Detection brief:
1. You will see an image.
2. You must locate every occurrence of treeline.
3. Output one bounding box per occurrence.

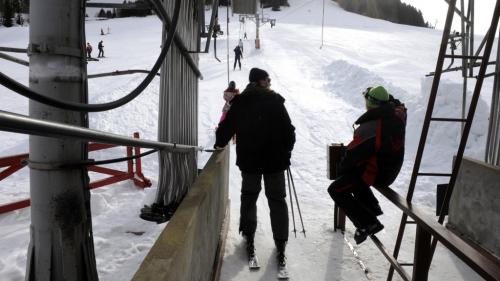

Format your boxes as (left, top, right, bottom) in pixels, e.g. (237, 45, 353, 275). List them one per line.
(334, 0, 430, 28)
(0, 0, 29, 27)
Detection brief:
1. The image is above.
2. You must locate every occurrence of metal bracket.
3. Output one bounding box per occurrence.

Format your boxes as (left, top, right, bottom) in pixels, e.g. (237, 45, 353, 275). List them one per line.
(28, 43, 82, 58)
(27, 159, 93, 170)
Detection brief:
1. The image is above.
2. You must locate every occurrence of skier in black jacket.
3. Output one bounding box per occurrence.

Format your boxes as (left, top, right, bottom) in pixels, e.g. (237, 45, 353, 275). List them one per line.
(215, 67, 295, 268)
(328, 86, 407, 244)
(233, 45, 243, 70)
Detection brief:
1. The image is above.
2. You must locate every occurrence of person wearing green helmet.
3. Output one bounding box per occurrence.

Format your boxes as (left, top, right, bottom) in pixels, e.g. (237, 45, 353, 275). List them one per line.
(328, 85, 407, 244)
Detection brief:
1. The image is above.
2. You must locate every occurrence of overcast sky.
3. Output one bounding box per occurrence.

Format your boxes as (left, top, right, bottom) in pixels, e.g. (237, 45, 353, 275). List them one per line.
(401, 0, 497, 35)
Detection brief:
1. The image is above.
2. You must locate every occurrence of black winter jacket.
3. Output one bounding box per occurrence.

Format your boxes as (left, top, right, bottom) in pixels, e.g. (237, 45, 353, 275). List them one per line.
(215, 83, 296, 173)
(339, 97, 407, 187)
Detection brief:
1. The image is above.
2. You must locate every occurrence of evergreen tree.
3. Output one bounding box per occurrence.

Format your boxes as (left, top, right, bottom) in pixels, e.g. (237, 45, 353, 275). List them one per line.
(334, 0, 429, 28)
(2, 0, 14, 27)
(97, 8, 106, 18)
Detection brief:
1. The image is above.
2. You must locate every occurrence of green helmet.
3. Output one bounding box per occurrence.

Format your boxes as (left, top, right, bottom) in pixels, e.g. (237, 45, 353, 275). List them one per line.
(364, 86, 389, 109)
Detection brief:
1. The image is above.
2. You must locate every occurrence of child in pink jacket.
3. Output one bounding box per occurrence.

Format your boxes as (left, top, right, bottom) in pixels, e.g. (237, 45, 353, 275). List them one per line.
(220, 81, 240, 122)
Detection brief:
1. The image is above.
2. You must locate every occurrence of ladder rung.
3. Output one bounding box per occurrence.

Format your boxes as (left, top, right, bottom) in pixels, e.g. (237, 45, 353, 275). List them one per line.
(406, 220, 417, 224)
(399, 263, 414, 267)
(417, 172, 452, 177)
(444, 54, 483, 60)
(430, 117, 467, 122)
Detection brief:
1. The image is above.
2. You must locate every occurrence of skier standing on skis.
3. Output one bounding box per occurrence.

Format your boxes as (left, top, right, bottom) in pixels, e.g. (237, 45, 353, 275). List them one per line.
(215, 68, 295, 270)
(98, 40, 104, 58)
(238, 38, 244, 54)
(328, 86, 407, 244)
(86, 42, 93, 58)
(233, 45, 243, 70)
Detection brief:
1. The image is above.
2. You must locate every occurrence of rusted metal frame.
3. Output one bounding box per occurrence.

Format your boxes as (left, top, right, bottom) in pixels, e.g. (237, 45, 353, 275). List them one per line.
(0, 163, 26, 181)
(0, 154, 28, 167)
(88, 143, 117, 151)
(87, 165, 128, 176)
(87, 70, 160, 79)
(0, 199, 30, 215)
(375, 186, 500, 281)
(0, 47, 28, 53)
(89, 174, 133, 190)
(0, 154, 28, 181)
(371, 235, 411, 281)
(413, 225, 432, 281)
(0, 134, 150, 214)
(132, 133, 151, 188)
(0, 52, 29, 66)
(431, 0, 500, 260)
(387, 1, 459, 280)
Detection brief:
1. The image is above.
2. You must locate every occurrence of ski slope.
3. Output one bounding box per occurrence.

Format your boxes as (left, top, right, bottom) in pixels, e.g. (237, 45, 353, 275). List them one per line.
(0, 0, 497, 280)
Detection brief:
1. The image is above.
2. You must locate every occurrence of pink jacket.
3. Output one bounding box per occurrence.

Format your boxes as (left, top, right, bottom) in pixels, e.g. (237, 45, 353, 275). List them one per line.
(222, 88, 240, 113)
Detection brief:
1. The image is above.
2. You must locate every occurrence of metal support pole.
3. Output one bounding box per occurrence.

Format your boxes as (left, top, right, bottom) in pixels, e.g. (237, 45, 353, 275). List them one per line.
(255, 13, 260, 49)
(412, 225, 432, 281)
(25, 0, 98, 280)
(320, 0, 325, 49)
(227, 3, 230, 85)
(460, 0, 467, 132)
(485, 25, 500, 165)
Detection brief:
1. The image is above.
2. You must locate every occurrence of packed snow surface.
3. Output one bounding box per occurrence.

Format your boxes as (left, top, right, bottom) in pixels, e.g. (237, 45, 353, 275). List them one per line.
(0, 0, 496, 280)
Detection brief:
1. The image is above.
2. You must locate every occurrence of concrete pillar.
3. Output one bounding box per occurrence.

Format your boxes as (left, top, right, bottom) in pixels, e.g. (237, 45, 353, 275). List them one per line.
(26, 0, 98, 280)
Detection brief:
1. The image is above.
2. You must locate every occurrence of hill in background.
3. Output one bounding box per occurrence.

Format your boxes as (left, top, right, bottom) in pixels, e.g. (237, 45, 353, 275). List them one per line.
(334, 0, 430, 28)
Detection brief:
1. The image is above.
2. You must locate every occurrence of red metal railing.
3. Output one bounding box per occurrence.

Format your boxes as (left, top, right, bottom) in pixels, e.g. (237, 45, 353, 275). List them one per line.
(0, 132, 151, 215)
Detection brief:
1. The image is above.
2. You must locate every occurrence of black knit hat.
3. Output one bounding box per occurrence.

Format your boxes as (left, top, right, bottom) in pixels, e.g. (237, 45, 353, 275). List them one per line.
(249, 68, 269, 83)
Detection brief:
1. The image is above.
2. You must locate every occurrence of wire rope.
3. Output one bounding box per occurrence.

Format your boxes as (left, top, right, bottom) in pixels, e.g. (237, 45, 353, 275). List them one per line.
(0, 0, 181, 112)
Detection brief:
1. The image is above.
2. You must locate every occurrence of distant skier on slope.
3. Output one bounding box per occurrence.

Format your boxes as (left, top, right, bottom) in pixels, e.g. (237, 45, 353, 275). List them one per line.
(86, 42, 93, 58)
(328, 86, 407, 244)
(215, 68, 295, 273)
(233, 45, 243, 70)
(98, 40, 104, 58)
(238, 38, 244, 54)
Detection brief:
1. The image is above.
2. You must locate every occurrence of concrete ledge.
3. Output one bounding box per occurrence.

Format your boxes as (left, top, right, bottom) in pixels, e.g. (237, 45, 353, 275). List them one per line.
(132, 148, 230, 281)
(448, 157, 500, 258)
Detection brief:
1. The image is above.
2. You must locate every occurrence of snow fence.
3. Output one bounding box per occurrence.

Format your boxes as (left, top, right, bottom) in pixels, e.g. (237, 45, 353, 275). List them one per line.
(132, 148, 230, 281)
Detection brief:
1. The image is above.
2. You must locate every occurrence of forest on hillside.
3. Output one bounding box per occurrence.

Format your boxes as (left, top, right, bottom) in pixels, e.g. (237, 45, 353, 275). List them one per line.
(334, 0, 430, 28)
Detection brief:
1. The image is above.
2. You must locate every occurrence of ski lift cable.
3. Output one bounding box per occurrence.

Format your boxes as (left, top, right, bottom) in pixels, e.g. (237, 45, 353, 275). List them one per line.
(0, 0, 181, 113)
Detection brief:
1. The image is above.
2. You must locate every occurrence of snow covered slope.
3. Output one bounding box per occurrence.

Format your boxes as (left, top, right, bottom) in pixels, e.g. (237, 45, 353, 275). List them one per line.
(0, 0, 496, 280)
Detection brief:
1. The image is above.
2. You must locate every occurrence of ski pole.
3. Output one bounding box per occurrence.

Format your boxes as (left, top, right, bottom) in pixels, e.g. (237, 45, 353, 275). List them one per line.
(287, 168, 306, 238)
(286, 168, 297, 238)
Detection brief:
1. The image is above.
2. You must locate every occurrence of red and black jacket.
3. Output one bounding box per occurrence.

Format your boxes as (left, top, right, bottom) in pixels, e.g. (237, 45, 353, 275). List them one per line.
(339, 98, 407, 187)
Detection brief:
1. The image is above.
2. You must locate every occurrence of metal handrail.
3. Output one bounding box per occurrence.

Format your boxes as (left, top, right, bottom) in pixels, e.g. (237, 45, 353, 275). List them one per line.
(0, 110, 202, 152)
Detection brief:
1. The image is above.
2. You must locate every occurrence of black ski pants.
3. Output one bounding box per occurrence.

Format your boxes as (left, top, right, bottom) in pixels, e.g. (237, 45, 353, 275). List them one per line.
(98, 48, 104, 58)
(239, 171, 289, 241)
(328, 174, 379, 229)
(234, 57, 241, 70)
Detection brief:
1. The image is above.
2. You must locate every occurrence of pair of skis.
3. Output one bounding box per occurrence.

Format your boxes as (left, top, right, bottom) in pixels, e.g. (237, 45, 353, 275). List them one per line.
(248, 254, 289, 280)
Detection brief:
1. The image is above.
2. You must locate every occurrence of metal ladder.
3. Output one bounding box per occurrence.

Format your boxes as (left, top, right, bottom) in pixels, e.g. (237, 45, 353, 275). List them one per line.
(387, 0, 500, 280)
